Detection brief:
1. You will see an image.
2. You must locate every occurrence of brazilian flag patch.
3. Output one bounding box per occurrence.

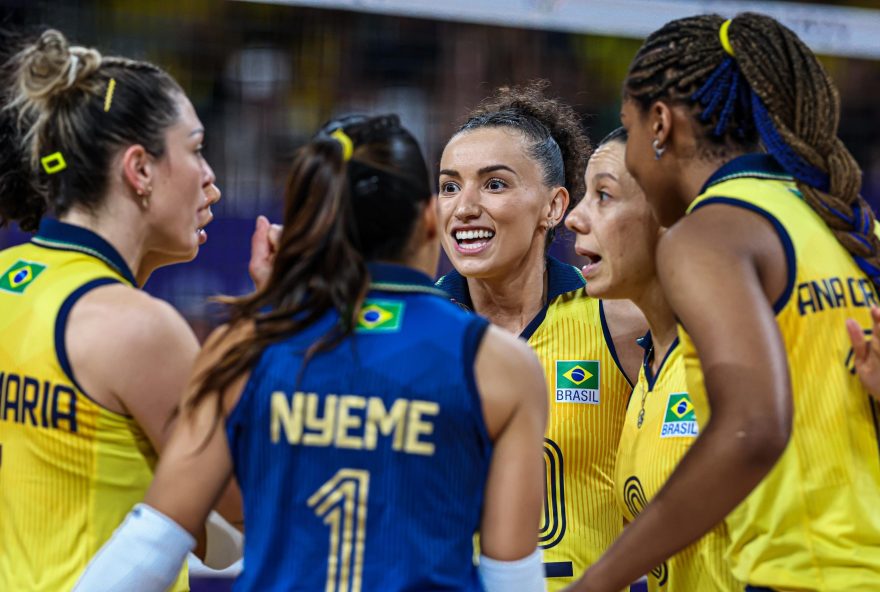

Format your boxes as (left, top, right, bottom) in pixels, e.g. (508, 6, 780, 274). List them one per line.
(356, 299, 404, 333)
(555, 360, 600, 405)
(0, 260, 47, 295)
(660, 392, 699, 438)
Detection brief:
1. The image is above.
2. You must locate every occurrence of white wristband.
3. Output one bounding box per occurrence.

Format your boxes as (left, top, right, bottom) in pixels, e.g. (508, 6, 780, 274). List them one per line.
(479, 548, 546, 592)
(74, 503, 194, 591)
(204, 510, 244, 569)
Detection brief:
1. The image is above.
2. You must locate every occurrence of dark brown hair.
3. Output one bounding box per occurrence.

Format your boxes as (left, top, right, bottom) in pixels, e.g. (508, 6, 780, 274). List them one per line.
(189, 114, 432, 416)
(624, 13, 880, 288)
(456, 80, 590, 245)
(0, 29, 182, 231)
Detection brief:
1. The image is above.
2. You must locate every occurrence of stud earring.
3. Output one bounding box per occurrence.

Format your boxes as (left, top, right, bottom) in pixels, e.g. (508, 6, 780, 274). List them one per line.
(652, 139, 666, 160)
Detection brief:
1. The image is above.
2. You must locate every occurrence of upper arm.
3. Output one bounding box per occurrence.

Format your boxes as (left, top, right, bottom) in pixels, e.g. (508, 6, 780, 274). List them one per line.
(657, 206, 792, 451)
(474, 326, 547, 560)
(66, 286, 200, 452)
(145, 322, 255, 536)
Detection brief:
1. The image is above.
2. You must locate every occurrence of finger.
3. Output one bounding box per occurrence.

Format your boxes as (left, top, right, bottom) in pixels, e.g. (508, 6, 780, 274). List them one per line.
(250, 216, 271, 264)
(268, 223, 283, 251)
(872, 305, 880, 329)
(846, 318, 868, 365)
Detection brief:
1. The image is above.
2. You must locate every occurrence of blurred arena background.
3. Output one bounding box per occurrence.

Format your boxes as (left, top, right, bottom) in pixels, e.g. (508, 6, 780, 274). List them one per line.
(1, 0, 879, 589)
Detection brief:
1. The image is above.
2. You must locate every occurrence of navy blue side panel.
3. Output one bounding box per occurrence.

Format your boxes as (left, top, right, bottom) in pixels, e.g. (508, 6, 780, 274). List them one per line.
(54, 277, 128, 414)
(599, 300, 634, 388)
(689, 197, 796, 314)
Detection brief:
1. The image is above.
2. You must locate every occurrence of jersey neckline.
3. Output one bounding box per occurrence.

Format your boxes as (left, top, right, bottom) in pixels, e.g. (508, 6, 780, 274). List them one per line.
(696, 153, 794, 203)
(30, 218, 137, 286)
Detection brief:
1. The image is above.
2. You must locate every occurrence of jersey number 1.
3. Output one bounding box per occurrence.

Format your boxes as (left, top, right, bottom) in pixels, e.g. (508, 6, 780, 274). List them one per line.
(309, 468, 371, 592)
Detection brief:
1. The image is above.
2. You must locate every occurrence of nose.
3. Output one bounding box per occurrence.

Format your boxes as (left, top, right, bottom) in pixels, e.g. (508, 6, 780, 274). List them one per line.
(565, 200, 590, 235)
(453, 183, 482, 221)
(206, 183, 222, 206)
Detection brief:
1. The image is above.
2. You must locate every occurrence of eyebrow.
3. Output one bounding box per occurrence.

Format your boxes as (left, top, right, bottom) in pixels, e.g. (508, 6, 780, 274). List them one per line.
(592, 172, 618, 183)
(438, 164, 518, 178)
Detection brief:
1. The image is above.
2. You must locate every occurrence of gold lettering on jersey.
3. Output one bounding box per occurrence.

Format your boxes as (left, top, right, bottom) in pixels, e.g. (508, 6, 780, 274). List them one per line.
(270, 391, 438, 456)
(364, 397, 407, 451)
(405, 401, 439, 456)
(0, 371, 78, 433)
(797, 276, 878, 316)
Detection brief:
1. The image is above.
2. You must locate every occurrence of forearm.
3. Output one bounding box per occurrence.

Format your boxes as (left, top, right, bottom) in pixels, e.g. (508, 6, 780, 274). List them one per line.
(573, 419, 784, 592)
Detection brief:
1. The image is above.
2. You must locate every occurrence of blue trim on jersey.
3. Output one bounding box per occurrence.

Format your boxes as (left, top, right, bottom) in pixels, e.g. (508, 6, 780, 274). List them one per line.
(54, 277, 131, 417)
(435, 256, 586, 340)
(689, 197, 797, 315)
(636, 331, 680, 392)
(599, 300, 634, 388)
(699, 153, 793, 196)
(367, 262, 433, 287)
(31, 219, 137, 286)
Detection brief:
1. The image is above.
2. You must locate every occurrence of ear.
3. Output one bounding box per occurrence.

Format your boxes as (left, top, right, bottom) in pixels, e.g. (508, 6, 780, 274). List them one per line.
(120, 145, 154, 198)
(422, 195, 438, 241)
(649, 100, 674, 148)
(546, 186, 570, 229)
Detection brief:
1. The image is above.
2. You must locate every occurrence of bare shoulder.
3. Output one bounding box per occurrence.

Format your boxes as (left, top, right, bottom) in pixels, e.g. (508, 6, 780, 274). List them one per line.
(70, 284, 195, 348)
(474, 326, 547, 438)
(65, 284, 199, 415)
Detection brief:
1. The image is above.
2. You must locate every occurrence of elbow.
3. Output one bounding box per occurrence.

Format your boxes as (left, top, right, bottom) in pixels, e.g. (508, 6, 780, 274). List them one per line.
(733, 414, 791, 471)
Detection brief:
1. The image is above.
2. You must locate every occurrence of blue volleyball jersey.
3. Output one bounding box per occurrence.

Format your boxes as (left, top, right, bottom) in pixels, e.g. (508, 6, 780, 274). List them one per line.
(227, 263, 491, 592)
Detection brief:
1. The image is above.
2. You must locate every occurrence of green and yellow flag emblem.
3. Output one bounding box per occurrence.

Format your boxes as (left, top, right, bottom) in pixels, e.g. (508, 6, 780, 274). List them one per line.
(356, 299, 404, 332)
(0, 260, 47, 294)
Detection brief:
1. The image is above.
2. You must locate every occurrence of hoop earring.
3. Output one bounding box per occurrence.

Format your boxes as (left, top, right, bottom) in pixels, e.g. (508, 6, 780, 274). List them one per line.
(652, 139, 666, 160)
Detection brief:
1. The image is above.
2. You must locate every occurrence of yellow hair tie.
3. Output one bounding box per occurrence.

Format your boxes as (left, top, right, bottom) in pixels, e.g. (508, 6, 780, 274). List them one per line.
(103, 78, 116, 112)
(330, 128, 354, 162)
(41, 151, 67, 175)
(719, 19, 735, 57)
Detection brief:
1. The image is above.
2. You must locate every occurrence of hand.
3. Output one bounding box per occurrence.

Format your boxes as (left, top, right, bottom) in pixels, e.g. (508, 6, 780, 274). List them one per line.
(248, 215, 283, 291)
(846, 306, 880, 401)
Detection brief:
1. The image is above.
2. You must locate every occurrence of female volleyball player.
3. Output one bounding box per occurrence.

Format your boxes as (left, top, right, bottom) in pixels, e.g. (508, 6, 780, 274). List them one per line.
(435, 82, 646, 591)
(565, 128, 740, 591)
(75, 114, 549, 592)
(566, 12, 880, 592)
(0, 30, 224, 590)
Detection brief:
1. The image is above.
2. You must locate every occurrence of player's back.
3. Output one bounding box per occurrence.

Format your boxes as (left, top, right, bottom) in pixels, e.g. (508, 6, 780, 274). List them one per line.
(227, 263, 491, 592)
(0, 220, 187, 591)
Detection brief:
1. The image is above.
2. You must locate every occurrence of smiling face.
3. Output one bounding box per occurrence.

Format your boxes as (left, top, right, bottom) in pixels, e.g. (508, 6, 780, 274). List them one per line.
(437, 127, 566, 280)
(144, 92, 218, 262)
(564, 138, 661, 300)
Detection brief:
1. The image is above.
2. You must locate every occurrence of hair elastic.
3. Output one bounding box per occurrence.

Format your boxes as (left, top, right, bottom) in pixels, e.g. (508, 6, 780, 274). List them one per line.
(719, 19, 735, 57)
(104, 78, 116, 112)
(331, 128, 354, 161)
(41, 152, 67, 175)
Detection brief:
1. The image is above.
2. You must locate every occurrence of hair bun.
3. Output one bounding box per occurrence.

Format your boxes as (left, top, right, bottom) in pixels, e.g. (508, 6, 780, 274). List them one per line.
(18, 29, 101, 104)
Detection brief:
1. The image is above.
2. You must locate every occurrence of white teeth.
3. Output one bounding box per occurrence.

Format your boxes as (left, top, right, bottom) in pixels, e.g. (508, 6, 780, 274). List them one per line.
(455, 229, 495, 241)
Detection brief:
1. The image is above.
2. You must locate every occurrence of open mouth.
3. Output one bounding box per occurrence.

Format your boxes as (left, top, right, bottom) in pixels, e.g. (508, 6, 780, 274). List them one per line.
(453, 228, 495, 253)
(196, 210, 213, 245)
(578, 249, 602, 277)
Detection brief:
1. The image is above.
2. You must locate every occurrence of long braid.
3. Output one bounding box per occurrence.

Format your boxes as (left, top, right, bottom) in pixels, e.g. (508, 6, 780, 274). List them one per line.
(625, 13, 880, 290)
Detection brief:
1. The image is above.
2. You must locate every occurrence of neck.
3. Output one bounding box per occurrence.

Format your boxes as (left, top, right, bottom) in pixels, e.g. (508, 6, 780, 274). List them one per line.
(61, 204, 151, 286)
(466, 246, 547, 336)
(630, 277, 677, 372)
(678, 151, 746, 209)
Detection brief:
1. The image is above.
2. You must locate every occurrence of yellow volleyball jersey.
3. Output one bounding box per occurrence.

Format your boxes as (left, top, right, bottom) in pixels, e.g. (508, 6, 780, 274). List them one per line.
(438, 257, 633, 591)
(678, 154, 880, 590)
(0, 220, 187, 591)
(614, 333, 740, 591)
